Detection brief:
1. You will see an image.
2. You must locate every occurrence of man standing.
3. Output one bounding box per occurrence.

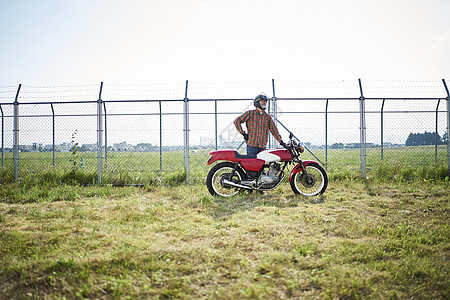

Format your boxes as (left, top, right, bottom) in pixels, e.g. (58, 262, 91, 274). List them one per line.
(234, 94, 285, 157)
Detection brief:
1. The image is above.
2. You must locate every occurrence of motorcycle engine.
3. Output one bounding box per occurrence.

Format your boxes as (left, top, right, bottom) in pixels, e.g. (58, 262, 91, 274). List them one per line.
(259, 162, 281, 186)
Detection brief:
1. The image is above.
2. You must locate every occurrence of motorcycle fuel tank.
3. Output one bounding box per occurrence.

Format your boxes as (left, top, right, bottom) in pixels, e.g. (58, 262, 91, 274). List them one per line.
(257, 149, 291, 163)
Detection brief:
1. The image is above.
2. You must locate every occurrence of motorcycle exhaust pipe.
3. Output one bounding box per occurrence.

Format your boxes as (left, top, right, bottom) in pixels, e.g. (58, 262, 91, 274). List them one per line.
(222, 179, 253, 190)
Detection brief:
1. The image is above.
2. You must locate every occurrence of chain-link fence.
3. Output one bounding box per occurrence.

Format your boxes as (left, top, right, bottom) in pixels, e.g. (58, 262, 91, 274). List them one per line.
(1, 80, 449, 184)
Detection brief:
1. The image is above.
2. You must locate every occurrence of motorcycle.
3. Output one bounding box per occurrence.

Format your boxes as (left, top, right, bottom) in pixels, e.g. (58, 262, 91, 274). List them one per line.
(206, 133, 328, 197)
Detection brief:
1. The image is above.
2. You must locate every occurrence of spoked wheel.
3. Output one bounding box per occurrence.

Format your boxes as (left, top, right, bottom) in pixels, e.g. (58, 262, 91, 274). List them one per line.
(207, 162, 245, 197)
(290, 163, 328, 196)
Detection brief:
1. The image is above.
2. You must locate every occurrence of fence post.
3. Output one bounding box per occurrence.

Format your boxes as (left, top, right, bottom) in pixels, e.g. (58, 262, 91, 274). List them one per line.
(103, 102, 107, 170)
(442, 79, 450, 177)
(159, 100, 163, 172)
(325, 99, 329, 169)
(270, 79, 277, 148)
(358, 79, 367, 179)
(1, 105, 3, 167)
(435, 99, 441, 164)
(183, 80, 190, 183)
(381, 99, 385, 161)
(97, 82, 104, 184)
(13, 84, 21, 182)
(215, 100, 218, 150)
(51, 104, 55, 166)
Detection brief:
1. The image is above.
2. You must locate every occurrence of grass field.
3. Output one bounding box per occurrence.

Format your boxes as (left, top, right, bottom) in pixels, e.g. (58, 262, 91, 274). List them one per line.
(0, 145, 448, 298)
(0, 178, 449, 299)
(1, 145, 449, 185)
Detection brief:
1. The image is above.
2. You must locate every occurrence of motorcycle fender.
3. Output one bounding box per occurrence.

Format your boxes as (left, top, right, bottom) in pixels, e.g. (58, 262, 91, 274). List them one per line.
(207, 150, 238, 165)
(289, 161, 318, 182)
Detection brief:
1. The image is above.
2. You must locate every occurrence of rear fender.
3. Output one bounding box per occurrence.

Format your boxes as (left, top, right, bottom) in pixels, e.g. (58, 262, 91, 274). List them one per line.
(289, 161, 318, 182)
(207, 150, 238, 165)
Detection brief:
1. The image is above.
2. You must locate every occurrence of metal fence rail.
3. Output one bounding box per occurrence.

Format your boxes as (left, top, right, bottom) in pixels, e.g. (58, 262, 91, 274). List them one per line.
(0, 79, 449, 184)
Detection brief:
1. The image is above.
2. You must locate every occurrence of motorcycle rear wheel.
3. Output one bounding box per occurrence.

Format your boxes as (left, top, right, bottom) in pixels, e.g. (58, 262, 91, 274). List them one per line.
(290, 163, 328, 196)
(207, 162, 246, 197)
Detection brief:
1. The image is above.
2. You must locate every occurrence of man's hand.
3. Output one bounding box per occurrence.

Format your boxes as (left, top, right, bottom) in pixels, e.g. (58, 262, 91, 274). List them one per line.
(280, 141, 287, 148)
(243, 133, 248, 141)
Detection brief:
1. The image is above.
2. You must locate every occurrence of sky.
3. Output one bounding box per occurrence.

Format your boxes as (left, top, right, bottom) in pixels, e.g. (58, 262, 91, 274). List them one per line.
(1, 0, 449, 86)
(0, 0, 449, 148)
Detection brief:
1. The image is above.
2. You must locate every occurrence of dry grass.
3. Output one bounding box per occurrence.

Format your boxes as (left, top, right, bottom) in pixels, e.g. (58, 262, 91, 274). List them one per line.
(0, 180, 449, 299)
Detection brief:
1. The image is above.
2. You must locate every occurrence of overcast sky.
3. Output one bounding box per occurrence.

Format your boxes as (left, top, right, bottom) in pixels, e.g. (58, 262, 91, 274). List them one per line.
(1, 0, 449, 86)
(0, 0, 448, 146)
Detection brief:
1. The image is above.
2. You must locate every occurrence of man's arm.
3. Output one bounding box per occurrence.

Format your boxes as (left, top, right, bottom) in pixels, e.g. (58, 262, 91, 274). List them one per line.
(234, 111, 250, 135)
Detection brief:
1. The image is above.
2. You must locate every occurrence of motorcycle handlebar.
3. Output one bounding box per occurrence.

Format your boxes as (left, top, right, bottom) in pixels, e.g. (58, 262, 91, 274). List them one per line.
(285, 139, 304, 153)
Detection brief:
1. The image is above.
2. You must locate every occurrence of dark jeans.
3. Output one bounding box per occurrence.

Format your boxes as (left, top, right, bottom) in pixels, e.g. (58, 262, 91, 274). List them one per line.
(247, 145, 265, 158)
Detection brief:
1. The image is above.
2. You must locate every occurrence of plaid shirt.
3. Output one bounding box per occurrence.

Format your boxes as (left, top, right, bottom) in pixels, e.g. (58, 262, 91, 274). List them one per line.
(234, 109, 282, 148)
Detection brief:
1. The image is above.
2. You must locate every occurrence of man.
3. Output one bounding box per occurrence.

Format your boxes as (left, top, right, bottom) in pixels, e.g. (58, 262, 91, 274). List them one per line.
(234, 94, 285, 157)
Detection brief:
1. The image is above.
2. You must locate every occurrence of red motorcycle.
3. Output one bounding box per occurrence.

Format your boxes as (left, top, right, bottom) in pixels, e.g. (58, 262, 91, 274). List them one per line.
(206, 134, 328, 197)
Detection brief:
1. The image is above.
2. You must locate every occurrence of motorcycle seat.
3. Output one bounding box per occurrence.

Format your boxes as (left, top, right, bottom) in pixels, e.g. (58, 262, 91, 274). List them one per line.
(234, 151, 257, 159)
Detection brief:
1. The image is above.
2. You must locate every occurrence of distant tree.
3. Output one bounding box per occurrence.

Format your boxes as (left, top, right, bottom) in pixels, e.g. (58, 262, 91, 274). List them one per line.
(330, 143, 344, 149)
(405, 131, 444, 146)
(137, 143, 152, 147)
(442, 132, 448, 144)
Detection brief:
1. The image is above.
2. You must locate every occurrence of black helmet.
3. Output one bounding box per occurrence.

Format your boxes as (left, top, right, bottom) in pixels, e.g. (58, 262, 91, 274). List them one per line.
(254, 94, 269, 110)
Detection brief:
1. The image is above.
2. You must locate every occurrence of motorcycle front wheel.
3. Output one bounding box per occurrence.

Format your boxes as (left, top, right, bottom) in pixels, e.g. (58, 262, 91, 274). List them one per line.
(206, 162, 246, 197)
(290, 163, 328, 196)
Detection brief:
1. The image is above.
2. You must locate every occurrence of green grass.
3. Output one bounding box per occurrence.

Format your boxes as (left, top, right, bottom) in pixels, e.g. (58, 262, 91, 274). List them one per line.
(2, 145, 448, 185)
(0, 180, 449, 299)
